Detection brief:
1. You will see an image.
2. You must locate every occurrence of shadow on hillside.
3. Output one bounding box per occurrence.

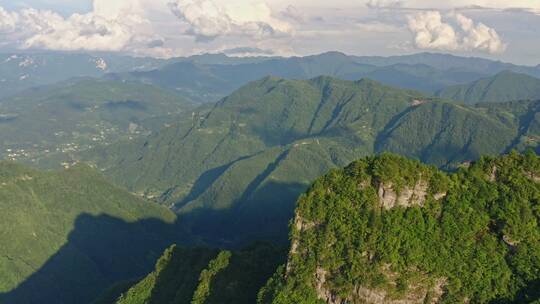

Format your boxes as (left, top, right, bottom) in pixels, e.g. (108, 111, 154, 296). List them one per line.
(180, 180, 307, 248)
(0, 181, 306, 304)
(0, 213, 188, 304)
(490, 279, 540, 304)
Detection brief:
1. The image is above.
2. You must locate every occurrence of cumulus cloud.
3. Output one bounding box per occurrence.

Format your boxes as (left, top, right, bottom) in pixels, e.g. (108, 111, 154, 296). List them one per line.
(0, 0, 169, 55)
(167, 0, 292, 41)
(407, 11, 506, 53)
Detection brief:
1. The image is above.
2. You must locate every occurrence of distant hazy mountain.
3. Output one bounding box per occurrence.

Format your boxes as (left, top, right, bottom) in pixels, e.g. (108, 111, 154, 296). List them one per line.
(0, 53, 176, 98)
(3, 51, 540, 102)
(437, 71, 540, 104)
(108, 52, 510, 101)
(0, 78, 193, 166)
(82, 76, 540, 246)
(353, 52, 540, 77)
(0, 162, 183, 304)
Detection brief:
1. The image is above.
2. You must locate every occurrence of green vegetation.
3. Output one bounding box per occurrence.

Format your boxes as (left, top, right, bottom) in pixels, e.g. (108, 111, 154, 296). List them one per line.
(191, 251, 232, 304)
(101, 243, 285, 304)
(0, 162, 184, 304)
(116, 51, 502, 99)
(87, 76, 425, 244)
(112, 246, 220, 304)
(436, 71, 540, 104)
(0, 78, 193, 166)
(4, 52, 540, 304)
(259, 153, 540, 303)
(87, 76, 540, 246)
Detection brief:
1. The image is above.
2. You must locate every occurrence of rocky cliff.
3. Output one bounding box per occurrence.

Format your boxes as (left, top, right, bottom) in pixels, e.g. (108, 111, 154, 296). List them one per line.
(259, 153, 540, 304)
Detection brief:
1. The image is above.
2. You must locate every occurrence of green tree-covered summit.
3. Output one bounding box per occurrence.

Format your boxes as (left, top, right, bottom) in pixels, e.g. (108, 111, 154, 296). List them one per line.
(436, 71, 540, 104)
(259, 152, 540, 303)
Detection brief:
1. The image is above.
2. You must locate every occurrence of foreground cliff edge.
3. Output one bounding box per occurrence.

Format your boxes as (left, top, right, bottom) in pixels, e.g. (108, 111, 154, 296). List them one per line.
(259, 152, 540, 304)
(102, 153, 540, 304)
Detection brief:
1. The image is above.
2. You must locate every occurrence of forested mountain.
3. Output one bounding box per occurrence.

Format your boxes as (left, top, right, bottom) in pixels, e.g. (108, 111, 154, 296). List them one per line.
(0, 162, 189, 304)
(259, 153, 540, 304)
(95, 243, 285, 304)
(83, 76, 540, 246)
(2, 51, 540, 304)
(0, 78, 193, 166)
(437, 71, 540, 104)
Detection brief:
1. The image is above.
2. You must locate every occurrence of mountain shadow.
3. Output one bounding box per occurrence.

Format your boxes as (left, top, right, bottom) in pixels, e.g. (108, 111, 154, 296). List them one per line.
(0, 181, 307, 304)
(180, 181, 307, 248)
(0, 213, 189, 304)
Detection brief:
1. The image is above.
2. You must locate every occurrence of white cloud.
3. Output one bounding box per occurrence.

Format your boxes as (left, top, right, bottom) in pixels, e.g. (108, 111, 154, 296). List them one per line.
(0, 0, 170, 55)
(167, 0, 292, 41)
(0, 7, 17, 32)
(407, 11, 506, 53)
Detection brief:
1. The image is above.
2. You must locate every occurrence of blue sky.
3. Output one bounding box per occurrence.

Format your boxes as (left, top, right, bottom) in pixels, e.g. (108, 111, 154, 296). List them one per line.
(0, 0, 539, 65)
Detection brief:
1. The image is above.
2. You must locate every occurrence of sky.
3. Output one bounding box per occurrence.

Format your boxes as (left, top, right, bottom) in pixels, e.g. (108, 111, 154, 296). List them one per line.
(0, 0, 539, 65)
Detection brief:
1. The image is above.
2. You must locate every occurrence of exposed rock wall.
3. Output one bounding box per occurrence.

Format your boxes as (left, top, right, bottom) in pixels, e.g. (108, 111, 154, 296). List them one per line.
(377, 180, 445, 209)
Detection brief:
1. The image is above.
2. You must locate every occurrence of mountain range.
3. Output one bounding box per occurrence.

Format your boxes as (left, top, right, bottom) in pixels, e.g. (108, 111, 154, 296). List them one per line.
(109, 51, 525, 102)
(81, 76, 540, 246)
(437, 71, 540, 104)
(1, 51, 540, 303)
(94, 153, 540, 304)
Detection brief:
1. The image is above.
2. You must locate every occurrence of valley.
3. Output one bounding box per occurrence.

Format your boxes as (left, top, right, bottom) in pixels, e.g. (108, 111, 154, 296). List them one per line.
(0, 50, 539, 304)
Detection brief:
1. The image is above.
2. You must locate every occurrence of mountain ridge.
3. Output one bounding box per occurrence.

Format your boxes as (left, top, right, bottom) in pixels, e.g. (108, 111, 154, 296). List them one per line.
(77, 76, 540, 246)
(436, 71, 540, 104)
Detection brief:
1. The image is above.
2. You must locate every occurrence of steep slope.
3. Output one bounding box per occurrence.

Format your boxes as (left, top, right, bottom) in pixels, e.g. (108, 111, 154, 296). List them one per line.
(259, 153, 540, 304)
(83, 77, 540, 246)
(87, 77, 425, 244)
(99, 243, 284, 304)
(85, 77, 540, 246)
(0, 78, 193, 166)
(0, 162, 185, 304)
(375, 101, 519, 166)
(436, 71, 540, 104)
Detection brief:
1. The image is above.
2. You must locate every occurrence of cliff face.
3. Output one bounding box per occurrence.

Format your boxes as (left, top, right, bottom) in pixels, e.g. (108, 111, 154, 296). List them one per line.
(377, 180, 446, 210)
(259, 153, 540, 304)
